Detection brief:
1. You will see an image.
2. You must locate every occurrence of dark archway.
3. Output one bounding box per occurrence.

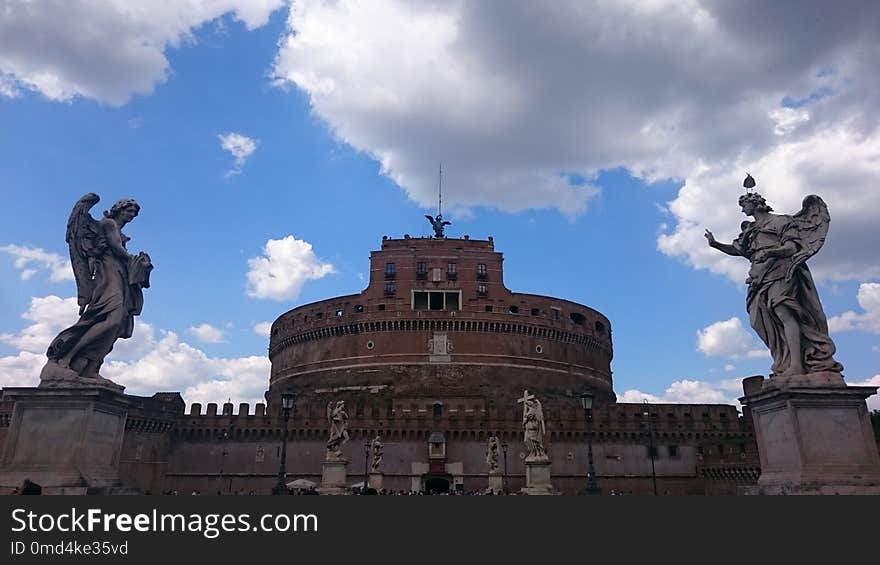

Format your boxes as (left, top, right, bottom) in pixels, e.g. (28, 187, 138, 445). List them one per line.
(424, 475, 451, 494)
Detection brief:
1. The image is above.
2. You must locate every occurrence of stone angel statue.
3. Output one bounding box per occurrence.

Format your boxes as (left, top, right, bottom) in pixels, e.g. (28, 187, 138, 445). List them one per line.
(370, 434, 383, 472)
(520, 391, 548, 462)
(41, 194, 153, 388)
(425, 213, 451, 238)
(326, 400, 350, 460)
(486, 435, 500, 473)
(704, 177, 843, 379)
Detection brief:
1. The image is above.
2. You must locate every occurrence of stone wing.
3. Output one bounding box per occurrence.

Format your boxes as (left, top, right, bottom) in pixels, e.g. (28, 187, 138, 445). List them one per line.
(788, 194, 830, 280)
(65, 193, 103, 314)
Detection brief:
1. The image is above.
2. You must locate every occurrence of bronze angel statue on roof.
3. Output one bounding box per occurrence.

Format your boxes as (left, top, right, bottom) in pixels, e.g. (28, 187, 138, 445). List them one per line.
(425, 213, 451, 238)
(40, 193, 153, 388)
(704, 176, 842, 378)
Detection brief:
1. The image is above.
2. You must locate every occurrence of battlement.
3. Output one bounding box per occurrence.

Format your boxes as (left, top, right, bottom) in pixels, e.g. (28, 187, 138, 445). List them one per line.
(186, 402, 267, 417)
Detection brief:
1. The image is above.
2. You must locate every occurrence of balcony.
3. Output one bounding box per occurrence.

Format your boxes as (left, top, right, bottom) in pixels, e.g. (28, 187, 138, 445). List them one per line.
(477, 272, 488, 281)
(446, 272, 457, 281)
(416, 271, 427, 280)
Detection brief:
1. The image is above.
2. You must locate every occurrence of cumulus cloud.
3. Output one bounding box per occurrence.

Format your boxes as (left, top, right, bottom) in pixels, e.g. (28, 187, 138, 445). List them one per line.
(0, 295, 79, 353)
(273, 1, 880, 276)
(253, 321, 272, 337)
(1, 244, 73, 282)
(0, 0, 286, 105)
(218, 132, 258, 176)
(0, 295, 269, 406)
(829, 283, 880, 334)
(102, 332, 270, 407)
(617, 379, 738, 405)
(246, 235, 334, 300)
(696, 317, 768, 359)
(188, 323, 226, 343)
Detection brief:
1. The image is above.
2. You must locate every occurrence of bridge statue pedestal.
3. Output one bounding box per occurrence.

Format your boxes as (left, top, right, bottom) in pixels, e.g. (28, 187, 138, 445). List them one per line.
(739, 375, 880, 495)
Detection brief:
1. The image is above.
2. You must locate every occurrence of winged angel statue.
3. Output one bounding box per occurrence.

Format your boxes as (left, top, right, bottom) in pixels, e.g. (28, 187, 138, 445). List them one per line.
(41, 194, 153, 387)
(325, 400, 350, 460)
(425, 213, 451, 238)
(704, 177, 843, 378)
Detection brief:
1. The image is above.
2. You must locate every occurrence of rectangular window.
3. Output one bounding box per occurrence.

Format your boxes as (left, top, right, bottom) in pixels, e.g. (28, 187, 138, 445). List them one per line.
(429, 292, 444, 310)
(432, 268, 442, 282)
(551, 307, 560, 321)
(477, 263, 487, 275)
(668, 445, 679, 457)
(413, 292, 428, 310)
(416, 261, 427, 279)
(385, 282, 396, 296)
(446, 292, 460, 310)
(446, 262, 457, 280)
(478, 284, 488, 296)
(412, 291, 461, 311)
(385, 262, 396, 278)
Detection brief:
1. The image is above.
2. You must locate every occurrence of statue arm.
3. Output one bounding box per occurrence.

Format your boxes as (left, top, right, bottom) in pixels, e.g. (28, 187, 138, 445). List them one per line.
(704, 229, 743, 257)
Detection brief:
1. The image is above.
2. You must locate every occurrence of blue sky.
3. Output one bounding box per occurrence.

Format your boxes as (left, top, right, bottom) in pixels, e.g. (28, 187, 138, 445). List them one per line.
(1, 1, 878, 409)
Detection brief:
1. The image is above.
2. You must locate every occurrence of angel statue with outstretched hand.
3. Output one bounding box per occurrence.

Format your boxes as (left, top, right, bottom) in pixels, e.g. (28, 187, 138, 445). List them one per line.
(704, 178, 842, 378)
(41, 194, 153, 386)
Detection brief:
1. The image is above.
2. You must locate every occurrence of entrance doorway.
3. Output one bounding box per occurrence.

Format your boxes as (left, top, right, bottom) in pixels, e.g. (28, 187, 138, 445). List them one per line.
(423, 475, 452, 494)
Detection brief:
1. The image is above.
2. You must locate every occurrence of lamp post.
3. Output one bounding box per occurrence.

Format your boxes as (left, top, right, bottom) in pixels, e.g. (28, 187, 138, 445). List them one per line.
(580, 391, 601, 495)
(643, 400, 658, 496)
(273, 389, 296, 495)
(363, 442, 371, 494)
(501, 442, 509, 495)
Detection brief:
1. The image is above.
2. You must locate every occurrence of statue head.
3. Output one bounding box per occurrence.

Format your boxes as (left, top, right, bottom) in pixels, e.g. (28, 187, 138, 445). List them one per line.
(738, 192, 772, 215)
(104, 199, 140, 223)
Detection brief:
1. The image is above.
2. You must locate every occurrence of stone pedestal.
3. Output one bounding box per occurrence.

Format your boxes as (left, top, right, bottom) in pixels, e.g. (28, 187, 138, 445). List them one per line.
(368, 472, 383, 491)
(317, 458, 349, 495)
(488, 471, 504, 494)
(740, 375, 880, 495)
(521, 458, 557, 495)
(0, 387, 133, 494)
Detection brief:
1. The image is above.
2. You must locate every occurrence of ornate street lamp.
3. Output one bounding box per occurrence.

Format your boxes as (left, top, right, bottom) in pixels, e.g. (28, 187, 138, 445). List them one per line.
(580, 390, 601, 495)
(501, 442, 510, 495)
(272, 389, 296, 495)
(363, 442, 371, 494)
(643, 400, 658, 496)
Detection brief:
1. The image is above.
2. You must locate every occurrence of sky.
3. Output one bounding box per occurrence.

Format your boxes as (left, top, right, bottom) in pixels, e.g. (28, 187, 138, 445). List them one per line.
(1, 0, 878, 411)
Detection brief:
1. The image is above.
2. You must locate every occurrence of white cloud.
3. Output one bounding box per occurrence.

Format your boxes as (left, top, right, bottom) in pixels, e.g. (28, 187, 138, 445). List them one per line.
(658, 127, 880, 284)
(1, 244, 73, 282)
(0, 0, 286, 105)
(724, 364, 736, 372)
(696, 317, 768, 359)
(246, 235, 334, 300)
(188, 323, 226, 343)
(618, 379, 737, 405)
(273, 1, 880, 277)
(218, 132, 258, 176)
(829, 283, 880, 334)
(0, 295, 270, 407)
(102, 332, 270, 406)
(0, 295, 79, 353)
(253, 321, 272, 337)
(0, 351, 44, 389)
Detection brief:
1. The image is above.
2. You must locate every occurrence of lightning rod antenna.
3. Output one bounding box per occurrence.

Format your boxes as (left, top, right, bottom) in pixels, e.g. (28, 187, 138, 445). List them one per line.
(438, 163, 443, 218)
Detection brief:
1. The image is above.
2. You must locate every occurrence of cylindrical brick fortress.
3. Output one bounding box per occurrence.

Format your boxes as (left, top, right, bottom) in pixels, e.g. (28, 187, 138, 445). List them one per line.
(268, 235, 614, 410)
